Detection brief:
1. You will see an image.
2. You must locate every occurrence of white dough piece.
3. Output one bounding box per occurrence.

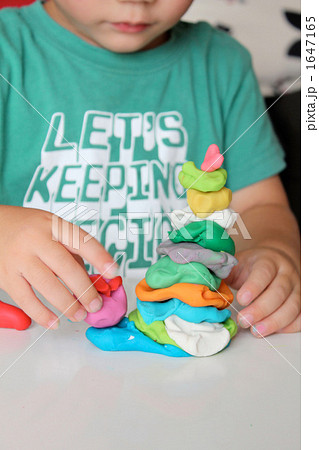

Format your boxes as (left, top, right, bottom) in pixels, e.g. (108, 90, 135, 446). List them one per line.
(169, 206, 237, 230)
(164, 315, 231, 357)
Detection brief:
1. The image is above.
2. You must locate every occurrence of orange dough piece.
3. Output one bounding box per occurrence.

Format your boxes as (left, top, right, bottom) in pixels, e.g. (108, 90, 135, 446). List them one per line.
(135, 279, 233, 309)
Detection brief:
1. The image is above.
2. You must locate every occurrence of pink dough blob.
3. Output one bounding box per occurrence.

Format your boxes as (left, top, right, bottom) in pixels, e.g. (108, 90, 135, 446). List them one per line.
(201, 144, 224, 172)
(85, 276, 127, 328)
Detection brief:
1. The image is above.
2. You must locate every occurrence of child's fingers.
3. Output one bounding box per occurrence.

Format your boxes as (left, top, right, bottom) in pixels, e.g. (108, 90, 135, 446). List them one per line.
(55, 219, 118, 277)
(237, 258, 277, 306)
(22, 258, 88, 322)
(224, 261, 246, 290)
(249, 289, 301, 338)
(72, 254, 86, 271)
(39, 243, 103, 313)
(237, 273, 293, 328)
(6, 276, 59, 329)
(279, 313, 301, 333)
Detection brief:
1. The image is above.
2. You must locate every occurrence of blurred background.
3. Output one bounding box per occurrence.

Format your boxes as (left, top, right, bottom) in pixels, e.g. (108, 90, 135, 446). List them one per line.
(0, 0, 301, 225)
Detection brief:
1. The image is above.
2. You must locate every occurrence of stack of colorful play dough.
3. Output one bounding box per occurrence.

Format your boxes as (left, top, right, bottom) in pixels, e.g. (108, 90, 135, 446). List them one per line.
(86, 144, 239, 358)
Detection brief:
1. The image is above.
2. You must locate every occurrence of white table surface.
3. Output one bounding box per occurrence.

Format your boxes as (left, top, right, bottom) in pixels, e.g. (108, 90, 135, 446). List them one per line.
(0, 280, 300, 450)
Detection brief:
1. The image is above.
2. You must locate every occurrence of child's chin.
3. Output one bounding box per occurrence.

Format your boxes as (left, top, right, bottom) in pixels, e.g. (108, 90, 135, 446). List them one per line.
(95, 32, 160, 54)
(102, 40, 152, 54)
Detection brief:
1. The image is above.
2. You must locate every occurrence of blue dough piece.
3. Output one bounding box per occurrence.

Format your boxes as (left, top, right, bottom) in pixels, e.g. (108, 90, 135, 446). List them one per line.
(137, 298, 231, 325)
(86, 318, 191, 357)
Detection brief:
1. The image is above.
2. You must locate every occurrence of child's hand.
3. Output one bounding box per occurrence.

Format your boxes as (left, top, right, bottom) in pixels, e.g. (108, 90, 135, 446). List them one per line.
(225, 246, 301, 337)
(0, 205, 117, 329)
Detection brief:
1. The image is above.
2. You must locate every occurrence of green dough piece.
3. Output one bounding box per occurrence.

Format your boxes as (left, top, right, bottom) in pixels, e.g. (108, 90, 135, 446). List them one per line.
(128, 309, 179, 347)
(178, 161, 227, 192)
(146, 256, 221, 290)
(223, 318, 238, 339)
(168, 221, 235, 255)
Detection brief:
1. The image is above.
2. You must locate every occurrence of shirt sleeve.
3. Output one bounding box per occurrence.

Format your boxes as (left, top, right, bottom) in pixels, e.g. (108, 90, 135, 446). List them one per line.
(220, 47, 286, 192)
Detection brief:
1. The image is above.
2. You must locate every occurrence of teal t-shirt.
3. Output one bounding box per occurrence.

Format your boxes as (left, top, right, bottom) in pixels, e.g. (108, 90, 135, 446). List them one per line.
(0, 1, 285, 276)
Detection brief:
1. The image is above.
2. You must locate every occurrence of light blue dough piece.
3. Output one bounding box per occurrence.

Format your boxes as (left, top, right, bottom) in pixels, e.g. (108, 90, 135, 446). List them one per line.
(137, 298, 231, 325)
(86, 318, 191, 357)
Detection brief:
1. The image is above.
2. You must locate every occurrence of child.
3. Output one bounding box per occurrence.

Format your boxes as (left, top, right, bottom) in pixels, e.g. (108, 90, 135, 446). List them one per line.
(0, 0, 300, 337)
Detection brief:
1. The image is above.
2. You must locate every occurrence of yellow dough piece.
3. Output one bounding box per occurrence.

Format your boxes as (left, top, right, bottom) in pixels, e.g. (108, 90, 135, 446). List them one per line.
(187, 187, 232, 218)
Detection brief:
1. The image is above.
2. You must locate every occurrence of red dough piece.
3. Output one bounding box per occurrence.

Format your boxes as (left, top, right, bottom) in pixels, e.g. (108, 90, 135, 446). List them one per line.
(0, 300, 32, 330)
(89, 275, 122, 296)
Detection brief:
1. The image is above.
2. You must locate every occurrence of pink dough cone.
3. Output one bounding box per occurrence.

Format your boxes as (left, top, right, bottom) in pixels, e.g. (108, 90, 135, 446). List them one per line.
(85, 276, 127, 328)
(201, 144, 224, 172)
